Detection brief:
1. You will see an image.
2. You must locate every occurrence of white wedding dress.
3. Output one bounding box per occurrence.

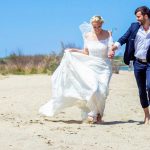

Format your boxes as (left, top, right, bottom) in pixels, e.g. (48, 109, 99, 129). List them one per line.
(39, 31, 113, 120)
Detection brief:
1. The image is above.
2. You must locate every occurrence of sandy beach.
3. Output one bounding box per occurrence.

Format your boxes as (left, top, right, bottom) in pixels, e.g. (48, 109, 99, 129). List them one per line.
(0, 71, 150, 150)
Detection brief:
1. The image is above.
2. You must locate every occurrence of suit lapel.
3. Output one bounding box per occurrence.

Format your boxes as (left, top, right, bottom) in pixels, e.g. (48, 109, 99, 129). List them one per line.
(131, 23, 140, 38)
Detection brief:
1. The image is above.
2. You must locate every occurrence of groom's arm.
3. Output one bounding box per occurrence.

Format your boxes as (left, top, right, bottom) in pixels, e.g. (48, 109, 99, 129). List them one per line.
(117, 24, 132, 46)
(108, 24, 132, 58)
(113, 24, 133, 51)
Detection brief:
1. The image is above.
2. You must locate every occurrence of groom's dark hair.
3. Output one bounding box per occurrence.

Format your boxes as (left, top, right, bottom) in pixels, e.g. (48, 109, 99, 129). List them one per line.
(135, 6, 150, 19)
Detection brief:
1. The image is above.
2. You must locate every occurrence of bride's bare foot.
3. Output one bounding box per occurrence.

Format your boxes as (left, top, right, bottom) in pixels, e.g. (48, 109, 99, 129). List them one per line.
(87, 116, 97, 124)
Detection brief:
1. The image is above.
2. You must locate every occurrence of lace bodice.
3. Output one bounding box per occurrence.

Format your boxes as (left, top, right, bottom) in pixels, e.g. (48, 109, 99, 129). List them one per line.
(84, 37, 113, 58)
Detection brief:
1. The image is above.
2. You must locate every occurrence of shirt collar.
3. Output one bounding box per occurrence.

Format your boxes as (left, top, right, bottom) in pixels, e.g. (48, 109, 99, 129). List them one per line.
(140, 25, 150, 32)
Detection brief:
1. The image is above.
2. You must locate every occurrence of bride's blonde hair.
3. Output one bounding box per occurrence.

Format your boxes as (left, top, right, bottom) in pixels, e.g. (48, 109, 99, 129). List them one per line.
(90, 15, 104, 24)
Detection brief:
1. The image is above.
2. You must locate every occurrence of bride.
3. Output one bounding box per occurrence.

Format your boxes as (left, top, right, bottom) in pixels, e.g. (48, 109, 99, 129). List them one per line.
(39, 15, 113, 124)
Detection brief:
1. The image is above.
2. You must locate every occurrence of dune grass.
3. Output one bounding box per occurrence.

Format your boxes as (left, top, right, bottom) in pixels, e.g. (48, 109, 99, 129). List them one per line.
(0, 53, 124, 75)
(0, 53, 61, 75)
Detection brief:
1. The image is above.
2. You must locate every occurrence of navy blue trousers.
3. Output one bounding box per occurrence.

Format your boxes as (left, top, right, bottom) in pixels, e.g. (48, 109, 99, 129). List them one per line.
(133, 60, 150, 108)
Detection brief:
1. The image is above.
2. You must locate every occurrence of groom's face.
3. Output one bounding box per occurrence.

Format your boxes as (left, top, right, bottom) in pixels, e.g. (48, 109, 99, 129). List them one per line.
(136, 11, 147, 25)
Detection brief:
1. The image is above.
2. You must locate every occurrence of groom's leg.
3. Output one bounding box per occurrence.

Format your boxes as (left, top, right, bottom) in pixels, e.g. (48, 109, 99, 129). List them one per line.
(144, 63, 150, 124)
(134, 60, 148, 108)
(146, 63, 150, 105)
(133, 60, 150, 124)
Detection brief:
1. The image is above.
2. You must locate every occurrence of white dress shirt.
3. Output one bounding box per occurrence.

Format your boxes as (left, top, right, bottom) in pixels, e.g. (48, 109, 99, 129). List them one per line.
(134, 26, 150, 59)
(115, 25, 150, 59)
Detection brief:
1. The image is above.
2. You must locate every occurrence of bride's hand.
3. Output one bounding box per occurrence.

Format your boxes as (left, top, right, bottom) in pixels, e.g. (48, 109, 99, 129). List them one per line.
(108, 50, 115, 59)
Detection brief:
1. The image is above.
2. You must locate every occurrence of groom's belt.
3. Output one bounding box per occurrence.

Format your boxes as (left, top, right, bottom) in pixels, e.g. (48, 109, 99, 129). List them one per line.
(136, 57, 147, 63)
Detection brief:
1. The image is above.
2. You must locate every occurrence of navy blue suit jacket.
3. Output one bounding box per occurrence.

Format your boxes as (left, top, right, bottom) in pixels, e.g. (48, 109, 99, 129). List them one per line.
(118, 22, 150, 65)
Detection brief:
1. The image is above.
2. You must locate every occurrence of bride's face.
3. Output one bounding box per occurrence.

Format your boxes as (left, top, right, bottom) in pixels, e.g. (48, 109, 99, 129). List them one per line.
(92, 21, 102, 34)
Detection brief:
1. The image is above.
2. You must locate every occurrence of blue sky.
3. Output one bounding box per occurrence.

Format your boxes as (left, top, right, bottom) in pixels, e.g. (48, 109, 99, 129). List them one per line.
(0, 0, 150, 57)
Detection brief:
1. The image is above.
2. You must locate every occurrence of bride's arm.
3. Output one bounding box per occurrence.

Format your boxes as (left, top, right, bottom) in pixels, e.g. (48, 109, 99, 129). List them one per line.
(82, 48, 89, 55)
(69, 48, 89, 55)
(69, 48, 82, 52)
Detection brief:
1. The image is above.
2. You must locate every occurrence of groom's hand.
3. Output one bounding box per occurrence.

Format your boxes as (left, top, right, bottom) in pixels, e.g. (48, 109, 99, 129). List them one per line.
(111, 45, 118, 51)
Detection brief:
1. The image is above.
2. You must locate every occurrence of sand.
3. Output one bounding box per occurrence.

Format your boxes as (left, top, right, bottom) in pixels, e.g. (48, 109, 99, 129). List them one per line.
(0, 71, 150, 150)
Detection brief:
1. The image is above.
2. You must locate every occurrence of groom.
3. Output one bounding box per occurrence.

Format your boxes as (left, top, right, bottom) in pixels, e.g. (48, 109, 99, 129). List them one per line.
(108, 6, 150, 124)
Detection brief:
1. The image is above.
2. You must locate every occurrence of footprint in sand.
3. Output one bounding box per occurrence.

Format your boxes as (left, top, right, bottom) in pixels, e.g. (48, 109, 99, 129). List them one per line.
(37, 134, 53, 146)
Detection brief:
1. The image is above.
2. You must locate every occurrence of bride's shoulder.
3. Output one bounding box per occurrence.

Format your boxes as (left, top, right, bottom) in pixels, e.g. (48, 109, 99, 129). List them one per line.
(102, 30, 112, 39)
(103, 30, 112, 36)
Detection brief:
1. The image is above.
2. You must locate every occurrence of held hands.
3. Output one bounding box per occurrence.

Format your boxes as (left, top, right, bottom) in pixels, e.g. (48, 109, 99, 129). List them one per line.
(108, 45, 118, 59)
